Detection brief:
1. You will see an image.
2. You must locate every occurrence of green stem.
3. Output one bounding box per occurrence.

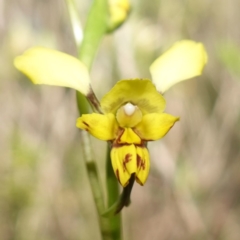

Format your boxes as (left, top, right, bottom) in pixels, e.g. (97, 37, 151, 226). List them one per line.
(66, 0, 121, 240)
(78, 0, 108, 69)
(106, 145, 121, 240)
(81, 131, 112, 240)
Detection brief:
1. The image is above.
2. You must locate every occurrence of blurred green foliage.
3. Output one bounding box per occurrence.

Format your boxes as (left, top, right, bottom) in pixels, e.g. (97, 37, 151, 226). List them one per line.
(218, 40, 240, 78)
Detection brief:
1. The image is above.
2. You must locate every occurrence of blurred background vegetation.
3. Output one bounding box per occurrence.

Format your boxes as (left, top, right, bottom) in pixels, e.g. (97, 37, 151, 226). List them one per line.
(1, 0, 240, 239)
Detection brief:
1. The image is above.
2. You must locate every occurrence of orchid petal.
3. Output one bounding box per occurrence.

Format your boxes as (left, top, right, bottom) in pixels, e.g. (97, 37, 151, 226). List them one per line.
(76, 113, 118, 140)
(134, 113, 179, 140)
(150, 40, 207, 93)
(14, 47, 91, 95)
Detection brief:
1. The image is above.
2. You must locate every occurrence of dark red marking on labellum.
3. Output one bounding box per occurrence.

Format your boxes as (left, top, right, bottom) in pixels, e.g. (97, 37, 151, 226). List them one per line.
(137, 154, 145, 170)
(123, 154, 132, 172)
(137, 154, 141, 168)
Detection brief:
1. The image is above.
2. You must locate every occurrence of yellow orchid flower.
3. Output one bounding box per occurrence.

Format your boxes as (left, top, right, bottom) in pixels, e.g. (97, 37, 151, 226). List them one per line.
(77, 79, 179, 186)
(14, 40, 207, 187)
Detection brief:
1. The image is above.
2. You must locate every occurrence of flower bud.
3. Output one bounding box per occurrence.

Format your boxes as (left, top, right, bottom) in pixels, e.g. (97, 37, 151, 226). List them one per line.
(107, 0, 131, 32)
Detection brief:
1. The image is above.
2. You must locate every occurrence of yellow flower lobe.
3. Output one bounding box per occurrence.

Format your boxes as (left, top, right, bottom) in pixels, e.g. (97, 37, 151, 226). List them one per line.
(118, 128, 141, 144)
(111, 145, 137, 187)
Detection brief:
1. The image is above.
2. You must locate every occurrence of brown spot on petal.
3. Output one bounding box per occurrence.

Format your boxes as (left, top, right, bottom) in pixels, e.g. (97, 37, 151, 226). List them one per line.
(137, 154, 141, 168)
(123, 154, 132, 172)
(137, 154, 145, 170)
(115, 128, 125, 144)
(83, 121, 89, 127)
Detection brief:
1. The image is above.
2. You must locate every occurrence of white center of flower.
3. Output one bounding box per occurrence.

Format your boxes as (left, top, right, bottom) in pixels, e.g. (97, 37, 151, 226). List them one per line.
(116, 102, 142, 127)
(123, 103, 136, 116)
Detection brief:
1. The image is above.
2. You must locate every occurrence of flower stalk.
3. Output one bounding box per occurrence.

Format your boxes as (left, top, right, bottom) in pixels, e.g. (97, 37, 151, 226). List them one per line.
(66, 0, 122, 239)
